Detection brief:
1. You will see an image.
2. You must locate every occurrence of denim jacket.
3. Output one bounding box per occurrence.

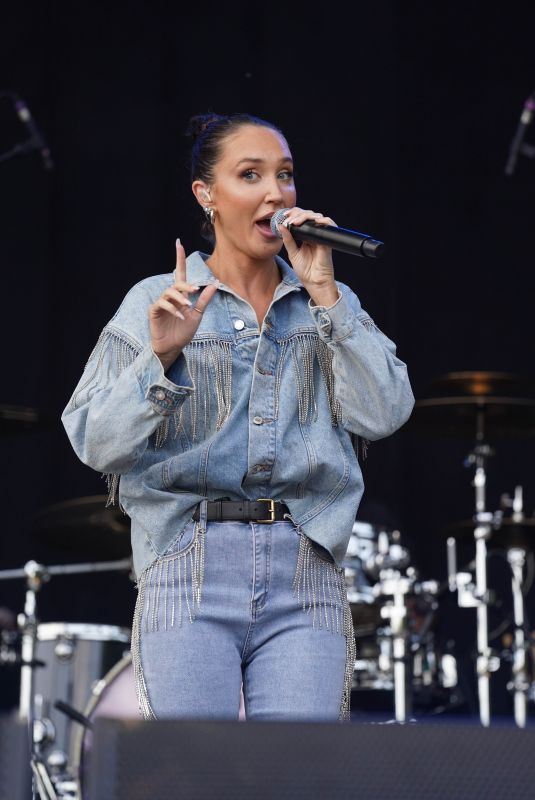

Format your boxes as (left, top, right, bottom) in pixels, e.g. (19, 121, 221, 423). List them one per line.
(62, 251, 414, 578)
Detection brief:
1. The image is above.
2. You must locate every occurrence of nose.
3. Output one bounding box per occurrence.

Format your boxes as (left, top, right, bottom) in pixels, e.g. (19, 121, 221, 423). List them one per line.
(264, 176, 284, 204)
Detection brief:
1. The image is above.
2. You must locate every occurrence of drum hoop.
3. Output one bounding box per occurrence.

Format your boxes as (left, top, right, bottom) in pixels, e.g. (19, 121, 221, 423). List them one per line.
(37, 622, 131, 643)
(70, 652, 133, 778)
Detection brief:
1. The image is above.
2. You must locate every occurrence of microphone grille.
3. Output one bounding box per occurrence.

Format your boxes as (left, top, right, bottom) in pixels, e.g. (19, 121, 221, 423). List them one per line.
(270, 208, 290, 238)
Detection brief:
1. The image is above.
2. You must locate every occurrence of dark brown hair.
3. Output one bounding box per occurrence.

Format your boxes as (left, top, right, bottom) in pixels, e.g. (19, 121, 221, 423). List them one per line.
(186, 112, 285, 241)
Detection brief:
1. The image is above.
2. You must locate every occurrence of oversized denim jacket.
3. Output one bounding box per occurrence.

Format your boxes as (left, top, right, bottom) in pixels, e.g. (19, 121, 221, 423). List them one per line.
(62, 251, 414, 579)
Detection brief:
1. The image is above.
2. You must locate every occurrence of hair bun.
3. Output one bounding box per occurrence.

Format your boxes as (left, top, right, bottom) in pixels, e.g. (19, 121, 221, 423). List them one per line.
(186, 112, 225, 141)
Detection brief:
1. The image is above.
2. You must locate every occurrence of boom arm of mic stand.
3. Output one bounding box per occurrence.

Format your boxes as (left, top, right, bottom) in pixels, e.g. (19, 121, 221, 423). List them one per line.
(520, 143, 535, 159)
(0, 139, 37, 165)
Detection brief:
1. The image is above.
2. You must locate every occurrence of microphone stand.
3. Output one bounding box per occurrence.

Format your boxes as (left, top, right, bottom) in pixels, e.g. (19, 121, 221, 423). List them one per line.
(505, 90, 535, 176)
(0, 89, 52, 168)
(0, 138, 41, 165)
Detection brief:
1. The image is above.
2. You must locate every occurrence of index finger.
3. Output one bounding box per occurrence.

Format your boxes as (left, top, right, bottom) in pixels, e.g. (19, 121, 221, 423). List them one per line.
(174, 238, 187, 284)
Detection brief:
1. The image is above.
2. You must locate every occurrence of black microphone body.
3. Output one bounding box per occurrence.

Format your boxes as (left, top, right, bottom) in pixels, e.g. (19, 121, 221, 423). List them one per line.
(14, 97, 54, 171)
(270, 209, 385, 258)
(505, 91, 535, 176)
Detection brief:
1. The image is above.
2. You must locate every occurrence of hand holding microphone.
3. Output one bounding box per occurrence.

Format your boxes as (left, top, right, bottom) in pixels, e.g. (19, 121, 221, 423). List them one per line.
(270, 207, 385, 258)
(273, 207, 385, 307)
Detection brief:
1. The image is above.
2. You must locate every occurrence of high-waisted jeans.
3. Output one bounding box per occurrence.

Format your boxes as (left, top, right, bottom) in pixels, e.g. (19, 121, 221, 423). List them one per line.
(132, 514, 355, 722)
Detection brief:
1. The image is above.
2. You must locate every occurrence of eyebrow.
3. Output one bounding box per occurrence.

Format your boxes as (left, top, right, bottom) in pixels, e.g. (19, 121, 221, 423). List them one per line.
(235, 156, 293, 166)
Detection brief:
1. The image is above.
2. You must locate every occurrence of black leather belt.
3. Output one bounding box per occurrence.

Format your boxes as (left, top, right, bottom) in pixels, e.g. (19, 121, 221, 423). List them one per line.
(192, 499, 290, 524)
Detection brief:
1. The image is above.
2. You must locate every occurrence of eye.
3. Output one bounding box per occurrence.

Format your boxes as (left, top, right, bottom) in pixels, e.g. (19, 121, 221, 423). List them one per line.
(278, 170, 294, 181)
(241, 169, 259, 181)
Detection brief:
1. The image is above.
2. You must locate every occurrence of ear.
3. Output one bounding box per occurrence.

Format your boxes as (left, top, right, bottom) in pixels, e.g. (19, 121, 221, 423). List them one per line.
(192, 180, 212, 207)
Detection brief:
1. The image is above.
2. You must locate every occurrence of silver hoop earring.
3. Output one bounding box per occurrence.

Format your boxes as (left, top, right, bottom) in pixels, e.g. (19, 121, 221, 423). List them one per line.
(203, 207, 215, 225)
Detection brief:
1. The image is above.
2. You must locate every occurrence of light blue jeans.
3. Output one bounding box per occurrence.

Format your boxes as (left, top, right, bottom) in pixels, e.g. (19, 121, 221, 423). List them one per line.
(132, 515, 355, 721)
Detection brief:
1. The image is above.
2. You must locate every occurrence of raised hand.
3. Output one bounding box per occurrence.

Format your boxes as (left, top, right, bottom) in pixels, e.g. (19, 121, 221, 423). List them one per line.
(149, 239, 218, 371)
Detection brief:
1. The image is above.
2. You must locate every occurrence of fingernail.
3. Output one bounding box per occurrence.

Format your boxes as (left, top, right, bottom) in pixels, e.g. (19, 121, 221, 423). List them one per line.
(176, 310, 185, 320)
(191, 285, 200, 291)
(184, 299, 192, 306)
(176, 237, 181, 246)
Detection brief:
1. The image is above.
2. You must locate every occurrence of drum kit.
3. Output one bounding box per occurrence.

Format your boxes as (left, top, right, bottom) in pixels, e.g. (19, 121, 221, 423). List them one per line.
(1, 370, 535, 797)
(344, 521, 455, 721)
(0, 492, 136, 795)
(344, 370, 535, 727)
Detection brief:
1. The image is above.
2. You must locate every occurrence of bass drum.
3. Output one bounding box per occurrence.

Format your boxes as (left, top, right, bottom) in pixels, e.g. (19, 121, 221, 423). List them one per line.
(72, 652, 139, 798)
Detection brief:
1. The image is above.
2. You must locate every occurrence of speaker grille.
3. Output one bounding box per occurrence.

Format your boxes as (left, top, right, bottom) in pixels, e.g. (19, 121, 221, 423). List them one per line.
(89, 718, 535, 800)
(0, 714, 31, 800)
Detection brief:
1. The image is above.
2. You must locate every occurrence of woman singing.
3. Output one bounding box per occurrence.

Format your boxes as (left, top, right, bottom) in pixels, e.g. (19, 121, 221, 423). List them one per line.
(62, 112, 414, 722)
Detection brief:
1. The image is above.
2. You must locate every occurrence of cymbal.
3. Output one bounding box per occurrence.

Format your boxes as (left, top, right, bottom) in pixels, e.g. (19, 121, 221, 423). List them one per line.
(412, 395, 535, 438)
(408, 370, 535, 438)
(444, 516, 535, 550)
(426, 371, 535, 398)
(0, 405, 53, 434)
(31, 495, 131, 559)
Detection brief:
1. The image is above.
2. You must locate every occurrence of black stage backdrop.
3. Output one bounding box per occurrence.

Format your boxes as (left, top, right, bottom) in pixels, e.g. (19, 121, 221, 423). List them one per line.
(1, 2, 535, 716)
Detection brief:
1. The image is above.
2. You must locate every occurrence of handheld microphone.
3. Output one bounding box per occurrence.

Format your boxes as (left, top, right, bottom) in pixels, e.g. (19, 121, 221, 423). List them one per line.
(270, 209, 385, 258)
(505, 91, 535, 177)
(13, 96, 54, 171)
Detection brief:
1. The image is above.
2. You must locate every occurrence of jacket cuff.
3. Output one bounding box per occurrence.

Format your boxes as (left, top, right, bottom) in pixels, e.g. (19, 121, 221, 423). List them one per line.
(133, 347, 193, 415)
(308, 290, 355, 343)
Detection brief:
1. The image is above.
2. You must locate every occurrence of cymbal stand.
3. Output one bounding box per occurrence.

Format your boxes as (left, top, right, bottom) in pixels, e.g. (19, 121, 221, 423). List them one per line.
(448, 410, 498, 726)
(374, 569, 414, 722)
(17, 561, 56, 799)
(473, 443, 493, 727)
(0, 556, 132, 799)
(507, 546, 529, 727)
(496, 486, 531, 727)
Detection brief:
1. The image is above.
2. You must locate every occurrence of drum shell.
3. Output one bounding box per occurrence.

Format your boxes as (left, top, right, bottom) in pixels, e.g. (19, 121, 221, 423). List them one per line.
(33, 623, 130, 768)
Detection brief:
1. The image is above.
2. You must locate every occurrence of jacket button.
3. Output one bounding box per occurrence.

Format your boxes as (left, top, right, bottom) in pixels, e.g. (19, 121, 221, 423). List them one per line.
(234, 319, 245, 331)
(253, 416, 263, 425)
(155, 390, 166, 401)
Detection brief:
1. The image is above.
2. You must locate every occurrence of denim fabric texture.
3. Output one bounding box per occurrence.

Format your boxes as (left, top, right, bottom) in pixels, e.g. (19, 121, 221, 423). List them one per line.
(62, 250, 414, 721)
(62, 251, 414, 579)
(132, 519, 351, 721)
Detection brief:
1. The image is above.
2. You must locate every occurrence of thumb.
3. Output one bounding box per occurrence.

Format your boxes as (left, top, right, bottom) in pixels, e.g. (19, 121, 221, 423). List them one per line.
(193, 281, 219, 314)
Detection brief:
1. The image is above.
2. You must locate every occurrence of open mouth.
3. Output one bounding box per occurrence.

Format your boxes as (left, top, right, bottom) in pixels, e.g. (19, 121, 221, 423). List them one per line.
(254, 214, 277, 238)
(256, 219, 273, 231)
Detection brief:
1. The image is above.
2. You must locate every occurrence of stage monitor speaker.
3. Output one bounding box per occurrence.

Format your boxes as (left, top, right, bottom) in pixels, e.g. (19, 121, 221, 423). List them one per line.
(0, 713, 31, 800)
(89, 717, 535, 800)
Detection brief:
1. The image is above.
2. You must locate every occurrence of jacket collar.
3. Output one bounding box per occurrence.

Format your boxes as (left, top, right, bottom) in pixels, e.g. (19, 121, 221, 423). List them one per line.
(183, 251, 303, 290)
